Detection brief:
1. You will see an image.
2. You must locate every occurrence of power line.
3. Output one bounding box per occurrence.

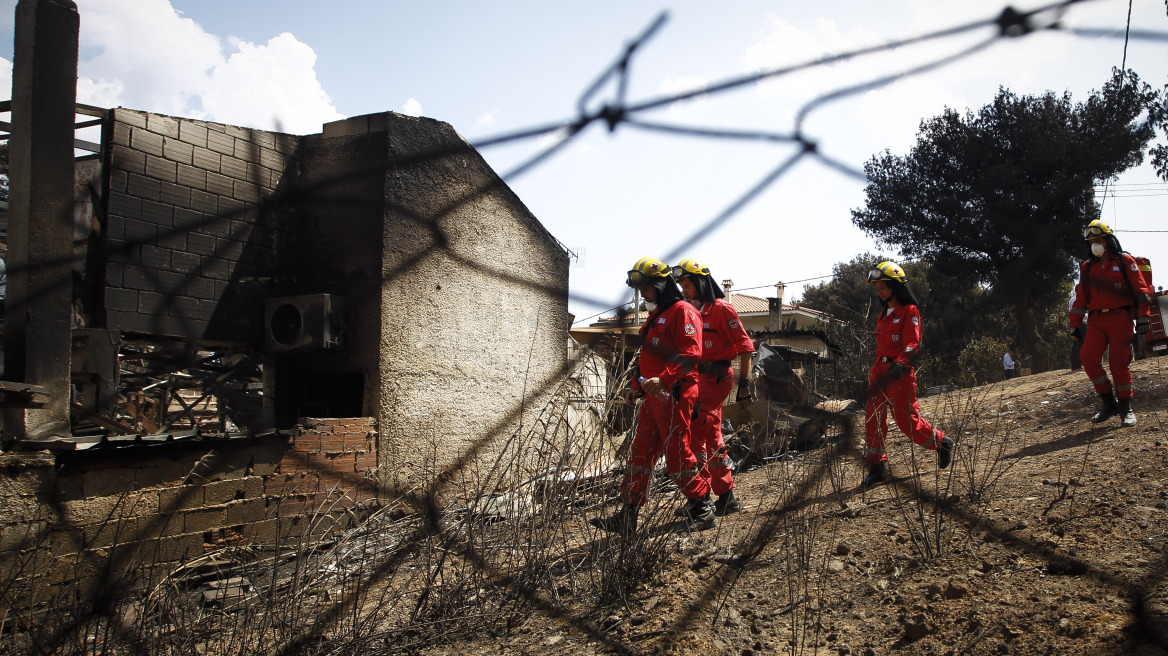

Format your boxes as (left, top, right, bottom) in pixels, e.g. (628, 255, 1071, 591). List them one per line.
(1095, 182, 1168, 187)
(729, 275, 837, 296)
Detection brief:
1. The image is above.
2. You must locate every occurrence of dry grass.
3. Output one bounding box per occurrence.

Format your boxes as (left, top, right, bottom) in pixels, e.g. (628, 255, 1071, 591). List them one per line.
(3, 357, 1167, 655)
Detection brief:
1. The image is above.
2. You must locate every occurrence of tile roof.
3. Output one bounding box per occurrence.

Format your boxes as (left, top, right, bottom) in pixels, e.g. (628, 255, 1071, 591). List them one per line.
(727, 293, 771, 314)
(592, 310, 647, 325)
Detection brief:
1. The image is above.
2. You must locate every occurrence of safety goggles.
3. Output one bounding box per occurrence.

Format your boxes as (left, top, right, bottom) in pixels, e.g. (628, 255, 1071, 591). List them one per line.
(670, 265, 710, 279)
(867, 268, 886, 283)
(1083, 225, 1107, 239)
(626, 270, 648, 287)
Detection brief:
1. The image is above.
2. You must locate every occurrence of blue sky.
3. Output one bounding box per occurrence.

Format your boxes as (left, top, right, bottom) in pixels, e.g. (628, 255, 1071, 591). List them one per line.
(2, 0, 1167, 322)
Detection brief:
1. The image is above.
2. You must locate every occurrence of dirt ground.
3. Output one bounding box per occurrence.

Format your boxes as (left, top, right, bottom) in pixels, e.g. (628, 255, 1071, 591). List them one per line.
(417, 357, 1168, 656)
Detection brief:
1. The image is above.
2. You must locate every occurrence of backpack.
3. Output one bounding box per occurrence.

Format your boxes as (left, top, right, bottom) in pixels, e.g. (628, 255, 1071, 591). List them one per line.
(1133, 255, 1153, 290)
(1079, 252, 1151, 308)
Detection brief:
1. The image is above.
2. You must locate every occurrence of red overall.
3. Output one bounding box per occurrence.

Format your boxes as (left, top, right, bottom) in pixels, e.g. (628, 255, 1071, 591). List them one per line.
(1069, 253, 1152, 400)
(864, 303, 944, 466)
(622, 300, 709, 506)
(693, 298, 755, 496)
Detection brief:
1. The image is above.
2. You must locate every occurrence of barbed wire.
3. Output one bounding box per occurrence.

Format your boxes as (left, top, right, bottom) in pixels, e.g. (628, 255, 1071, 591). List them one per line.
(6, 0, 1168, 653)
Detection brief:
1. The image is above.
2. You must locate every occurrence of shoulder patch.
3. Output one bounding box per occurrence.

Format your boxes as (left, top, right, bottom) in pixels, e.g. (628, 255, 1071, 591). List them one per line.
(729, 319, 739, 329)
(911, 316, 919, 326)
(684, 323, 696, 335)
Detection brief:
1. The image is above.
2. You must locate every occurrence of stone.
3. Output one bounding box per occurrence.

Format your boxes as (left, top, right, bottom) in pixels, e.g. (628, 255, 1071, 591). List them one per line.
(902, 614, 930, 640)
(944, 579, 970, 599)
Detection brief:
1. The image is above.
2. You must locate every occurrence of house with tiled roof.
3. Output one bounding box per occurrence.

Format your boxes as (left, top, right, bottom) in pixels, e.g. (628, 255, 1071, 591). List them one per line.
(723, 281, 843, 332)
(720, 280, 843, 396)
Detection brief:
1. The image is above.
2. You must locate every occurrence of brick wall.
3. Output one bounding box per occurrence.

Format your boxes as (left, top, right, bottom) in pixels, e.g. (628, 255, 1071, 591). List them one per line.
(102, 109, 301, 344)
(264, 417, 379, 518)
(0, 418, 378, 613)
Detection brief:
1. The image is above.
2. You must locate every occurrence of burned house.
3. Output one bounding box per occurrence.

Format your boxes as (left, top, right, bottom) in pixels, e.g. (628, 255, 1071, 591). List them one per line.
(1, 2, 568, 607)
(6, 103, 570, 483)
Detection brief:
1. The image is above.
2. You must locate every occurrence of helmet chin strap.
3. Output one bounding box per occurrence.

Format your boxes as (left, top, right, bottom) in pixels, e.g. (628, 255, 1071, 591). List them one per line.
(652, 277, 686, 310)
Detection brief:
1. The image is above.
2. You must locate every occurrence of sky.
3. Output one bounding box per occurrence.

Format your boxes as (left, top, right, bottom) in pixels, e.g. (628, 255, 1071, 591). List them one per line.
(2, 0, 1167, 324)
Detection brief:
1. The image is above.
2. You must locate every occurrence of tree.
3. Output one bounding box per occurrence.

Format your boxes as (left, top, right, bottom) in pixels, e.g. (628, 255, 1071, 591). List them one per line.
(851, 69, 1158, 373)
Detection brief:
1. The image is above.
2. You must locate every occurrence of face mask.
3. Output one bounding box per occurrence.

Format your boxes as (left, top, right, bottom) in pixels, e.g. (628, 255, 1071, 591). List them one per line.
(644, 301, 658, 312)
(1091, 243, 1105, 257)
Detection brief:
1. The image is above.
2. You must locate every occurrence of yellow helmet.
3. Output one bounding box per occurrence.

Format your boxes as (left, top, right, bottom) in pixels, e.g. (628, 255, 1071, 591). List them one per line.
(670, 257, 711, 279)
(867, 261, 907, 284)
(626, 256, 670, 287)
(1083, 219, 1113, 240)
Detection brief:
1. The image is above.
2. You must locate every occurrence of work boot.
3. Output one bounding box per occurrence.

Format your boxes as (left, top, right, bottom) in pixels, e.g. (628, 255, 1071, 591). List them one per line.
(680, 494, 717, 531)
(937, 434, 954, 470)
(862, 463, 886, 487)
(1118, 397, 1137, 428)
(1092, 392, 1119, 424)
(590, 504, 638, 535)
(714, 490, 741, 516)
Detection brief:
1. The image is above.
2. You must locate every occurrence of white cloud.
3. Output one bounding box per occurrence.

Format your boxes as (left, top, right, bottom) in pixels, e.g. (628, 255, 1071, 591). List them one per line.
(75, 76, 126, 109)
(743, 15, 885, 102)
(68, 0, 343, 134)
(201, 33, 343, 135)
(474, 109, 498, 129)
(401, 98, 423, 116)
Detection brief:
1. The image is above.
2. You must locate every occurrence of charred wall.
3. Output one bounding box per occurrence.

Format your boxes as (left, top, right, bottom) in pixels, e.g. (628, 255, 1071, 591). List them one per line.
(0, 418, 377, 612)
(262, 117, 388, 425)
(101, 109, 300, 344)
(92, 108, 570, 497)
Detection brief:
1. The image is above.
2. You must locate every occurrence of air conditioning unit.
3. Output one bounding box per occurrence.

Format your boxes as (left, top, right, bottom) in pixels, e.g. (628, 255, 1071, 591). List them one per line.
(265, 294, 343, 351)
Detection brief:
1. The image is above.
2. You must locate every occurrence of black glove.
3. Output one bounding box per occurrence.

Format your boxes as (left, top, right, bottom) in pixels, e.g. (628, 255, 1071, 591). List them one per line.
(735, 379, 752, 404)
(1137, 317, 1150, 335)
(888, 362, 908, 380)
(1070, 326, 1082, 341)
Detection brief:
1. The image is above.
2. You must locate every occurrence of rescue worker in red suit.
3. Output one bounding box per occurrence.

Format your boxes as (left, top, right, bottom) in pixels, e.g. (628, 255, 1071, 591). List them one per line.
(670, 258, 754, 517)
(1069, 220, 1153, 427)
(863, 261, 953, 486)
(591, 257, 717, 534)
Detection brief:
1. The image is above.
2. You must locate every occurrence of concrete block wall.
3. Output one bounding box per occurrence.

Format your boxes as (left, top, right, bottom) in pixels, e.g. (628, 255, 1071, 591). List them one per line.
(0, 418, 378, 616)
(102, 108, 301, 344)
(369, 113, 571, 492)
